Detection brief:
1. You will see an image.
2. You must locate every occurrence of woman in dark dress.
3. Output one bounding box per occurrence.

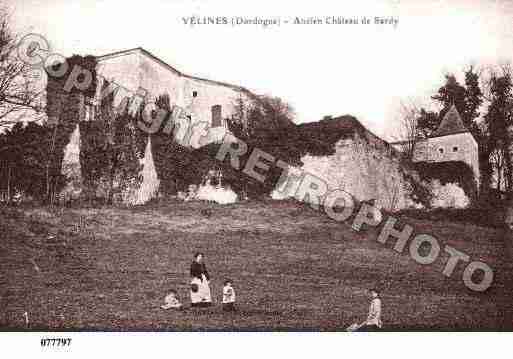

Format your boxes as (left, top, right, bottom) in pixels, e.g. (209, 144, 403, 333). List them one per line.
(190, 252, 212, 307)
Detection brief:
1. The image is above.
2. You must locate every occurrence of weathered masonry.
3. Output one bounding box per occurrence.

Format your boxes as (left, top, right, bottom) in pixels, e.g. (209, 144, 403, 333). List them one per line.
(54, 47, 257, 203)
(391, 104, 480, 189)
(88, 47, 255, 146)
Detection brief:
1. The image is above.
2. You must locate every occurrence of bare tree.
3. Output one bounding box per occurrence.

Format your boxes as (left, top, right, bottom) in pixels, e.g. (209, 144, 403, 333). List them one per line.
(490, 146, 507, 192)
(392, 99, 421, 161)
(229, 93, 295, 140)
(229, 93, 253, 138)
(0, 8, 42, 128)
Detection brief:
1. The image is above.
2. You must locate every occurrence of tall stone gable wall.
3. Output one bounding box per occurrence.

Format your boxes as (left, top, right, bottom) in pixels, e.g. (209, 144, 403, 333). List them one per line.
(95, 49, 251, 145)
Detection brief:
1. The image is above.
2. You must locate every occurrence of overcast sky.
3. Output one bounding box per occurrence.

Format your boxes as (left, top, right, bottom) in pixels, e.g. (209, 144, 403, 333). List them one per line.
(6, 0, 513, 138)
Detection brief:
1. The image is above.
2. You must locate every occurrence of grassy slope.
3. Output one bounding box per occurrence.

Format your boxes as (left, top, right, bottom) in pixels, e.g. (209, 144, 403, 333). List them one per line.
(0, 200, 512, 331)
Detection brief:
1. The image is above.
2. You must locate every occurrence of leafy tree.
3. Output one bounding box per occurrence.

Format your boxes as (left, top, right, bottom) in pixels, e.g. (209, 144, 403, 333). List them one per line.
(416, 108, 439, 139)
(151, 92, 191, 194)
(463, 65, 484, 134)
(90, 82, 142, 204)
(432, 74, 467, 121)
(418, 71, 483, 138)
(221, 94, 301, 198)
(0, 122, 55, 202)
(80, 119, 109, 200)
(483, 67, 513, 194)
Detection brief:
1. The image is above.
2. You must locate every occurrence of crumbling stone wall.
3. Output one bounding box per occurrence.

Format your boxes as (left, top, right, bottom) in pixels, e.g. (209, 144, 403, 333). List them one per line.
(301, 133, 418, 211)
(272, 121, 423, 211)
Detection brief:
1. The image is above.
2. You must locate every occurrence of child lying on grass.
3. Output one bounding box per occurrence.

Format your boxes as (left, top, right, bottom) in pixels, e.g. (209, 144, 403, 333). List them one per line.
(161, 289, 183, 310)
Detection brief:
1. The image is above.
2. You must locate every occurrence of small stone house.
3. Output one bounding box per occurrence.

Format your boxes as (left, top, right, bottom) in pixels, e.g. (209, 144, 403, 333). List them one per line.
(391, 104, 480, 189)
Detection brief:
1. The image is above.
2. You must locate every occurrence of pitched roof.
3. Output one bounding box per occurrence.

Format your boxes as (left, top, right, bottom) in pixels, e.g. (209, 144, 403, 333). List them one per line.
(95, 47, 260, 101)
(432, 104, 469, 137)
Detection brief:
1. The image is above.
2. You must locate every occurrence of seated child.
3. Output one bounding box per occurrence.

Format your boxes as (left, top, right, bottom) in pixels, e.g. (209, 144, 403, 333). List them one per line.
(161, 289, 183, 310)
(346, 288, 382, 331)
(222, 279, 236, 312)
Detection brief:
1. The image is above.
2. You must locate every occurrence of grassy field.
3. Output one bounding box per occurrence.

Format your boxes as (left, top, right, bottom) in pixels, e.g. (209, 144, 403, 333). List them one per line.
(0, 200, 512, 331)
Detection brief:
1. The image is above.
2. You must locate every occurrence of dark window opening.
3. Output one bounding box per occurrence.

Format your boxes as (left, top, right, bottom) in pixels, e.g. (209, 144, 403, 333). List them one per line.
(192, 91, 198, 97)
(211, 105, 222, 127)
(439, 148, 444, 154)
(453, 146, 458, 152)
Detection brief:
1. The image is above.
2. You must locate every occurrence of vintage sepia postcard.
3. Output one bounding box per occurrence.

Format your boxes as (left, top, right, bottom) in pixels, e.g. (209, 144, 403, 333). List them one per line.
(0, 0, 512, 357)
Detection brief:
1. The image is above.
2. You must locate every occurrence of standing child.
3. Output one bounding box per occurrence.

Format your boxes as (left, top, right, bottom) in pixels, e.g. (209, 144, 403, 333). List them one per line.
(222, 279, 236, 312)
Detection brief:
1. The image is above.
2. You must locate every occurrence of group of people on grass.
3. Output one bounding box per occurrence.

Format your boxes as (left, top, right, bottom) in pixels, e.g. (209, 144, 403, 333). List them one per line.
(160, 252, 382, 331)
(160, 252, 236, 312)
